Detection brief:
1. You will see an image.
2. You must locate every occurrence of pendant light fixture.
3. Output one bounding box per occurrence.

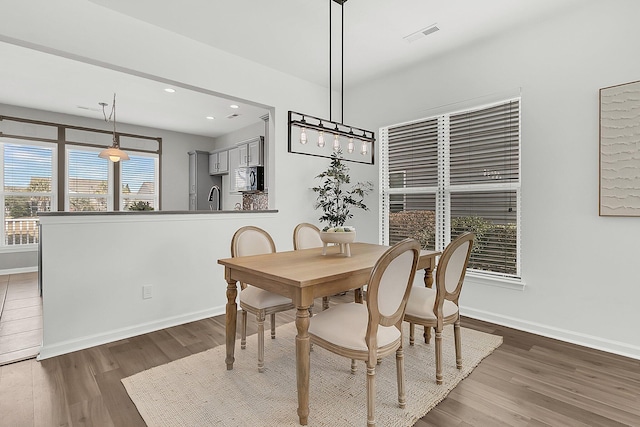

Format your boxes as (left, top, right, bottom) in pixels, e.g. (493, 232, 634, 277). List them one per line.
(98, 93, 130, 162)
(287, 0, 375, 165)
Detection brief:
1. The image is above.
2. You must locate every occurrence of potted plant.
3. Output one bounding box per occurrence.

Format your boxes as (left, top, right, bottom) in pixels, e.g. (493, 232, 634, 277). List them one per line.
(312, 150, 373, 231)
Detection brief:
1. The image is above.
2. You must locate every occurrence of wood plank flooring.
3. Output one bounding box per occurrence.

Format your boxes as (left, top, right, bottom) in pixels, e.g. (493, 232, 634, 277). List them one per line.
(0, 272, 42, 366)
(0, 282, 639, 426)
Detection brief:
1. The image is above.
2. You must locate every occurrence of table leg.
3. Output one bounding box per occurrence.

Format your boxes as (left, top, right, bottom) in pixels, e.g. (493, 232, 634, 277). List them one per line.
(423, 267, 433, 344)
(296, 306, 311, 425)
(225, 279, 238, 370)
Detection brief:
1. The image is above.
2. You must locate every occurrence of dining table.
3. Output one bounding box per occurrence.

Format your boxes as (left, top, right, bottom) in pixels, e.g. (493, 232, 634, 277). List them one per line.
(218, 242, 439, 425)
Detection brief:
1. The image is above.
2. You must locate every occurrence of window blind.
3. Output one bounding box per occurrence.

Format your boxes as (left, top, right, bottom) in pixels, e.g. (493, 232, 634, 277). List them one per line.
(2, 141, 54, 245)
(121, 155, 158, 210)
(67, 147, 111, 212)
(387, 118, 438, 188)
(449, 101, 519, 185)
(381, 98, 521, 279)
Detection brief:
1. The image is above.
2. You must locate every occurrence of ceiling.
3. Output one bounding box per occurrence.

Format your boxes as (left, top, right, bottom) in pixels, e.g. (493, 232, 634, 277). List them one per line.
(0, 0, 581, 138)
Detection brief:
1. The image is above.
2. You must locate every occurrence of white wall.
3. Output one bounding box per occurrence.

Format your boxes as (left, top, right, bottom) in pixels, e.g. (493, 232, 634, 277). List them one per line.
(1, 0, 380, 356)
(38, 212, 280, 359)
(347, 0, 640, 359)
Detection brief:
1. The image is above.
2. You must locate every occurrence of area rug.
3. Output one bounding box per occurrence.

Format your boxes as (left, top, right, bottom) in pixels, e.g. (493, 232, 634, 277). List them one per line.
(122, 322, 502, 426)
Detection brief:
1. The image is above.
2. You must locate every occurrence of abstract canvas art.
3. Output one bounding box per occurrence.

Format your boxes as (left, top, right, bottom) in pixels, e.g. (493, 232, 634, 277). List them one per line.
(599, 80, 640, 216)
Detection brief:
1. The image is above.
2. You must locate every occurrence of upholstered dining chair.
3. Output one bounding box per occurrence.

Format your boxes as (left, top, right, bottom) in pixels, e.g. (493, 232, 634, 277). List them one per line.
(404, 231, 474, 385)
(293, 222, 331, 310)
(231, 226, 295, 373)
(308, 238, 421, 426)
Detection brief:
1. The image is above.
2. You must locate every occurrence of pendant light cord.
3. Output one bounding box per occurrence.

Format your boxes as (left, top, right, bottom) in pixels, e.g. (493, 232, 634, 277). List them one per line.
(329, 0, 332, 122)
(329, 0, 346, 124)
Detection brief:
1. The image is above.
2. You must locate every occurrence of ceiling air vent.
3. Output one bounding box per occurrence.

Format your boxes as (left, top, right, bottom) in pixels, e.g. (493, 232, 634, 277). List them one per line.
(226, 113, 241, 119)
(403, 24, 440, 43)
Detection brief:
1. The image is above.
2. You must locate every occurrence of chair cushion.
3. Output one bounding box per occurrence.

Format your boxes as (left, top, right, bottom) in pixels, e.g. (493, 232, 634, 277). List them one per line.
(240, 285, 291, 309)
(405, 286, 459, 320)
(309, 303, 400, 351)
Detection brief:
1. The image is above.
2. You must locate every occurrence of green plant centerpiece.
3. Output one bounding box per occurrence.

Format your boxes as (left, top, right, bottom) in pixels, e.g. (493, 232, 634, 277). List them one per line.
(312, 150, 373, 232)
(127, 201, 154, 211)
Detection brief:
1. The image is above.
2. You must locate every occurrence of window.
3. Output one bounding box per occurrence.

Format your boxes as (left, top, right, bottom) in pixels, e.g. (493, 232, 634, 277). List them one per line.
(66, 147, 112, 212)
(1, 139, 55, 246)
(381, 99, 521, 279)
(0, 114, 162, 249)
(121, 154, 159, 211)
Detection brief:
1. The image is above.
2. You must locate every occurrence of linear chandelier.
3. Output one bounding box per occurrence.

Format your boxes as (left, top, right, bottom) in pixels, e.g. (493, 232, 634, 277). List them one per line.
(287, 0, 375, 163)
(98, 93, 130, 162)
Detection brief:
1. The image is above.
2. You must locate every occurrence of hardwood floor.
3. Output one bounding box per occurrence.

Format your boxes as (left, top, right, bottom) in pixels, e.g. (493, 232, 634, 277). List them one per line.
(0, 272, 42, 366)
(0, 289, 638, 426)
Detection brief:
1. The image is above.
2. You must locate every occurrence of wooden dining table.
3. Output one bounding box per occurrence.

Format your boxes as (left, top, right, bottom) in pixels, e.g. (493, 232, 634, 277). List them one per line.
(218, 242, 439, 425)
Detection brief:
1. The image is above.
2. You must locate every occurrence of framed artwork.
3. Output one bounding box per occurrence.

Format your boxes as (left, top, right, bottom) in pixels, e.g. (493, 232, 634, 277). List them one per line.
(599, 80, 640, 216)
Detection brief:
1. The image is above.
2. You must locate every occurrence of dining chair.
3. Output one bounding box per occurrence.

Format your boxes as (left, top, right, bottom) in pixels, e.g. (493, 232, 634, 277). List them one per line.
(231, 226, 295, 373)
(293, 222, 331, 310)
(404, 231, 474, 385)
(308, 238, 421, 426)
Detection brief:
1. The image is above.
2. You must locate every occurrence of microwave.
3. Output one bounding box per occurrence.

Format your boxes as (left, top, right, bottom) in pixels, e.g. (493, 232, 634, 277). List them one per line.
(235, 166, 264, 192)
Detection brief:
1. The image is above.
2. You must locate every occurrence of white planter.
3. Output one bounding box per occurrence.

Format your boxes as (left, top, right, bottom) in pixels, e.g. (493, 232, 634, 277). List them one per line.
(320, 231, 356, 257)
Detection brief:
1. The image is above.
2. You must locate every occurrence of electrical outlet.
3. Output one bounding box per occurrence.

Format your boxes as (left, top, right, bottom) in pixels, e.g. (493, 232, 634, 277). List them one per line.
(142, 285, 153, 299)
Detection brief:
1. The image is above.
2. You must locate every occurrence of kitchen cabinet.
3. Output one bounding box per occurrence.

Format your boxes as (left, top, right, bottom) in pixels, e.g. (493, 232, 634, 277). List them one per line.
(209, 149, 229, 175)
(189, 150, 221, 210)
(237, 136, 263, 167)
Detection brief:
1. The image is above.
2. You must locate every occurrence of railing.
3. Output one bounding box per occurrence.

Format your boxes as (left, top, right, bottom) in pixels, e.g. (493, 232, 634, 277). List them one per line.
(5, 218, 39, 245)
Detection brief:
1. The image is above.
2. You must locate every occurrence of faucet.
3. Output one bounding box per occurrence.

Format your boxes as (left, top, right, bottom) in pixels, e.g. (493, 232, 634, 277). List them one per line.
(208, 185, 221, 211)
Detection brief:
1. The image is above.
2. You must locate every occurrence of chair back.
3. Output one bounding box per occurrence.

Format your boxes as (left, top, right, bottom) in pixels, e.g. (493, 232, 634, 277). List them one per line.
(365, 239, 420, 346)
(435, 232, 474, 307)
(293, 223, 323, 250)
(231, 226, 276, 257)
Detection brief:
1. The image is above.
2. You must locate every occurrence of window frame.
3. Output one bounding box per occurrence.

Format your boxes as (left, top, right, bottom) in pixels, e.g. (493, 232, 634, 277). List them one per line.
(380, 98, 523, 288)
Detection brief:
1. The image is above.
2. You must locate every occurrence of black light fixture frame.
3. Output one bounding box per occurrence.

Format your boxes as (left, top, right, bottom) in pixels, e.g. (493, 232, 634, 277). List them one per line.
(287, 0, 376, 165)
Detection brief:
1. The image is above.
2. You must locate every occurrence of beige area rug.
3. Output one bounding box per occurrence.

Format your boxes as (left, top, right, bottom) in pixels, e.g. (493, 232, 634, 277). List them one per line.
(122, 322, 502, 426)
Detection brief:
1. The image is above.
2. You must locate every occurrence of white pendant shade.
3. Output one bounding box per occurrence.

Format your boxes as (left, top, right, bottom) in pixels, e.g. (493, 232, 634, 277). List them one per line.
(99, 146, 130, 162)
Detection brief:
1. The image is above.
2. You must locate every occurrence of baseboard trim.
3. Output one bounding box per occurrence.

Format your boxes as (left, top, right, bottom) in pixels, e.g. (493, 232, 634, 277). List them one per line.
(38, 306, 226, 360)
(461, 306, 640, 361)
(0, 266, 38, 276)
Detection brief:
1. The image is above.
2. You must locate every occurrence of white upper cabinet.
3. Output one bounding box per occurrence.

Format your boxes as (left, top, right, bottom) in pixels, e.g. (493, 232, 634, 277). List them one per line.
(209, 149, 229, 175)
(236, 136, 263, 167)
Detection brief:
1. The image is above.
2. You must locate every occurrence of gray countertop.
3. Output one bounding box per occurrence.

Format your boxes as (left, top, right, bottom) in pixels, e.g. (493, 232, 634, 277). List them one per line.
(39, 209, 278, 217)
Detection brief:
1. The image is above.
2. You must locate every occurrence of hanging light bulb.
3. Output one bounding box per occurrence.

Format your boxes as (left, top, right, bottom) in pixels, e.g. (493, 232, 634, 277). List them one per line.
(300, 127, 307, 145)
(318, 130, 325, 148)
(347, 137, 355, 153)
(332, 134, 341, 151)
(360, 140, 368, 155)
(98, 94, 129, 162)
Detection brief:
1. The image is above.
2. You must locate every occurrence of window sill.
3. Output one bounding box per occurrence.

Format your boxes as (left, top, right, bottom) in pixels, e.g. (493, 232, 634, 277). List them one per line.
(465, 271, 525, 291)
(0, 244, 38, 254)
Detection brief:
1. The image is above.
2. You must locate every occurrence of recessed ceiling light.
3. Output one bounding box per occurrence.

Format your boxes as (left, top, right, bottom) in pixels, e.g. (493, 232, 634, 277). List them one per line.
(230, 104, 239, 109)
(206, 116, 215, 120)
(164, 88, 176, 93)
